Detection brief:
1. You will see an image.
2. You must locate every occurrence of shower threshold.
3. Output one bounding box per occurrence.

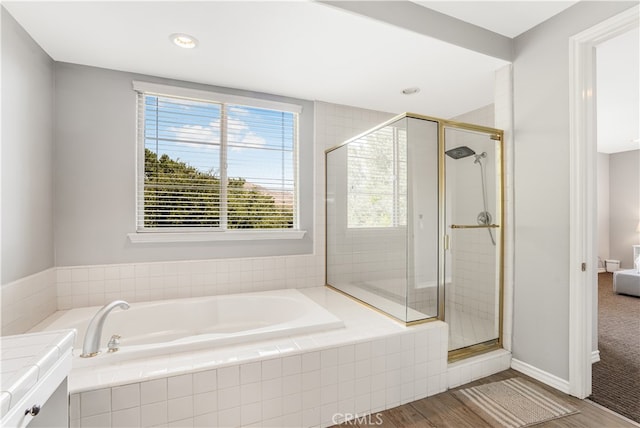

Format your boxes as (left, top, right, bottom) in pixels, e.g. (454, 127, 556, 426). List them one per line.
(448, 338, 501, 363)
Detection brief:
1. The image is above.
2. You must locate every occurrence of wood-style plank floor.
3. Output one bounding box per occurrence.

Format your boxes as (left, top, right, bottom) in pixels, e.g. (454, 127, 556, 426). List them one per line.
(334, 369, 638, 428)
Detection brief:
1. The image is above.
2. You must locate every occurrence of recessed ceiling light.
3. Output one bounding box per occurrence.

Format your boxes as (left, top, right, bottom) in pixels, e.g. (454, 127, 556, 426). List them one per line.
(170, 33, 198, 49)
(402, 87, 420, 95)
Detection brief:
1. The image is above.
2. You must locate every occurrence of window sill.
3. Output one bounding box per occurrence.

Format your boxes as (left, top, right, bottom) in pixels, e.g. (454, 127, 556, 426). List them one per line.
(128, 230, 307, 243)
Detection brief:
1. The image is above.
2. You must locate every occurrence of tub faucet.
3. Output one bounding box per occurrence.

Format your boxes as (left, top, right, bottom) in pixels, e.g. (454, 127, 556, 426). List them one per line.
(80, 300, 130, 358)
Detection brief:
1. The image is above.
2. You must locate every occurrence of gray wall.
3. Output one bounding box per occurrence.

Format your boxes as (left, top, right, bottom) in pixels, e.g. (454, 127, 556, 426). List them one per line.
(595, 152, 611, 354)
(512, 1, 637, 381)
(1, 8, 55, 284)
(597, 153, 611, 265)
(609, 149, 640, 268)
(54, 63, 314, 267)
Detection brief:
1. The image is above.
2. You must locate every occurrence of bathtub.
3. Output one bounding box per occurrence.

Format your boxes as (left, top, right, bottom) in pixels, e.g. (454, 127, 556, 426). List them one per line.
(31, 289, 344, 367)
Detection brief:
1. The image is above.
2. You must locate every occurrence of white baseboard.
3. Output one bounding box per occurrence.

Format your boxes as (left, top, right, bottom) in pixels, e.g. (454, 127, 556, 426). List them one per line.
(591, 350, 600, 364)
(511, 358, 570, 394)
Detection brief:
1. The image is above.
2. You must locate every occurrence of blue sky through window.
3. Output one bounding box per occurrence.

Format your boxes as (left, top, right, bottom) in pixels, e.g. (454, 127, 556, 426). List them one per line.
(144, 95, 295, 193)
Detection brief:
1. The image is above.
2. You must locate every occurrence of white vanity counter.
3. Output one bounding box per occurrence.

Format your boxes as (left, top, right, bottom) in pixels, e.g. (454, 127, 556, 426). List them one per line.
(1, 330, 75, 427)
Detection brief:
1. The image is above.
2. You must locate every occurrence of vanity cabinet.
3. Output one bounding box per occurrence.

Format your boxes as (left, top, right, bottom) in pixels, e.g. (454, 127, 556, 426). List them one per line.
(1, 330, 75, 428)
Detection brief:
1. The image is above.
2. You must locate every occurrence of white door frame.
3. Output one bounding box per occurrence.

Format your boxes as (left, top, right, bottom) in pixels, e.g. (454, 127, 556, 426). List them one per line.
(568, 5, 639, 399)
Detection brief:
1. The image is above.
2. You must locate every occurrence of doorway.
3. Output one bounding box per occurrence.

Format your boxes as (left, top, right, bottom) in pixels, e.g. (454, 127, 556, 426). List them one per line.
(591, 25, 640, 422)
(568, 4, 639, 401)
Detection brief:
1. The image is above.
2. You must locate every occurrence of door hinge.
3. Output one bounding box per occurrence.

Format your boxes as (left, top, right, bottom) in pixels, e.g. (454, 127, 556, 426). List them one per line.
(581, 262, 586, 272)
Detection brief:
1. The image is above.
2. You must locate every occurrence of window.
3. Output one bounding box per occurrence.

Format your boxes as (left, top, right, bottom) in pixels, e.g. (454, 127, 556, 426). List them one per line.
(134, 82, 300, 235)
(347, 124, 407, 228)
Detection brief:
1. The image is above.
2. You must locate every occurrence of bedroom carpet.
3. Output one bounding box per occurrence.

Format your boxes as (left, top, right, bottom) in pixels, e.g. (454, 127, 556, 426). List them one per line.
(589, 272, 640, 423)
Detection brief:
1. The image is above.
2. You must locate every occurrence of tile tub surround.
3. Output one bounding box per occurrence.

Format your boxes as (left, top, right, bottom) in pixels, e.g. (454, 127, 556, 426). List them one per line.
(55, 255, 326, 311)
(66, 287, 449, 427)
(1, 268, 57, 336)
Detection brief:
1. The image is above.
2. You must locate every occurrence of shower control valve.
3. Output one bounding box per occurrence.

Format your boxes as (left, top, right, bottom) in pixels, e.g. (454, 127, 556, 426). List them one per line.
(477, 211, 492, 226)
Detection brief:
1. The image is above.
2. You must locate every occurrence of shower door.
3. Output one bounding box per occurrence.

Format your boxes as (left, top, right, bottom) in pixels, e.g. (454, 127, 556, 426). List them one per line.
(443, 125, 503, 359)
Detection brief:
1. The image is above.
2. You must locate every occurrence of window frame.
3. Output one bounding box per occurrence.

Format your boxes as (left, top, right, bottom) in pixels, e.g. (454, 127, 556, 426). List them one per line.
(130, 81, 306, 242)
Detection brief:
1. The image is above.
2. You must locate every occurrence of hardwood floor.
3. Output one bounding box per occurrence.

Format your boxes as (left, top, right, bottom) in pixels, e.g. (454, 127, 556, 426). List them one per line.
(334, 369, 638, 428)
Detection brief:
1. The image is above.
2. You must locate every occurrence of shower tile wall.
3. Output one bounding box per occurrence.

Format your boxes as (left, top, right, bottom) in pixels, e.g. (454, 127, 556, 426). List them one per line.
(317, 102, 398, 292)
(325, 114, 439, 318)
(326, 232, 407, 297)
(449, 229, 496, 321)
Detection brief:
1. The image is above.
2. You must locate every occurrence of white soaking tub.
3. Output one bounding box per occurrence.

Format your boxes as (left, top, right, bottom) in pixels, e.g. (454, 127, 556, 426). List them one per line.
(32, 289, 344, 367)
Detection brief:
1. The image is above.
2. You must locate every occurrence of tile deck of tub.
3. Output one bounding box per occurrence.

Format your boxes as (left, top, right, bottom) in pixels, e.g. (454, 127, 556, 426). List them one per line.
(68, 287, 452, 427)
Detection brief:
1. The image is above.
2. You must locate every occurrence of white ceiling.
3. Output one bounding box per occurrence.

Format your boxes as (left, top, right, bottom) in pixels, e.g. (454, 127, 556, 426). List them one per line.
(411, 1, 579, 38)
(3, 1, 507, 119)
(3, 1, 637, 153)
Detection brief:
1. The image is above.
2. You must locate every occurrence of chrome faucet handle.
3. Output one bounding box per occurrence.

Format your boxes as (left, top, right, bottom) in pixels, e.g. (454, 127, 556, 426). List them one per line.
(80, 300, 130, 358)
(107, 335, 121, 353)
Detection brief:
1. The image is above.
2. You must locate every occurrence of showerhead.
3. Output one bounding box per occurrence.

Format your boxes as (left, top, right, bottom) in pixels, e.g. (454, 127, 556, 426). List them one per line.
(445, 146, 476, 159)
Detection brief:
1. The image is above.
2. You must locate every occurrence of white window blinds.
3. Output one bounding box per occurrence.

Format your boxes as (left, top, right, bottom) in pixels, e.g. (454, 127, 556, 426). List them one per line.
(135, 84, 298, 232)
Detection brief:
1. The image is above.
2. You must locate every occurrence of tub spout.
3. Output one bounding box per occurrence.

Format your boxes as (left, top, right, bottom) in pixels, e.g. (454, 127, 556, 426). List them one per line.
(80, 300, 130, 358)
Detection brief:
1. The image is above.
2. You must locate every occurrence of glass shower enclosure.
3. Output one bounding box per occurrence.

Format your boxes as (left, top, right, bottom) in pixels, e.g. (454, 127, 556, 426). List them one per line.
(325, 113, 504, 360)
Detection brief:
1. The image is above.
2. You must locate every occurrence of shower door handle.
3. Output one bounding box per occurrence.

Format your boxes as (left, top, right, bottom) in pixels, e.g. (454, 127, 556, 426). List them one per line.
(444, 234, 450, 250)
(450, 224, 500, 229)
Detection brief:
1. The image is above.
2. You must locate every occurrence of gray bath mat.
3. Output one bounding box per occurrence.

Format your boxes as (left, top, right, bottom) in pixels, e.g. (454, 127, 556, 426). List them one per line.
(454, 377, 579, 427)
